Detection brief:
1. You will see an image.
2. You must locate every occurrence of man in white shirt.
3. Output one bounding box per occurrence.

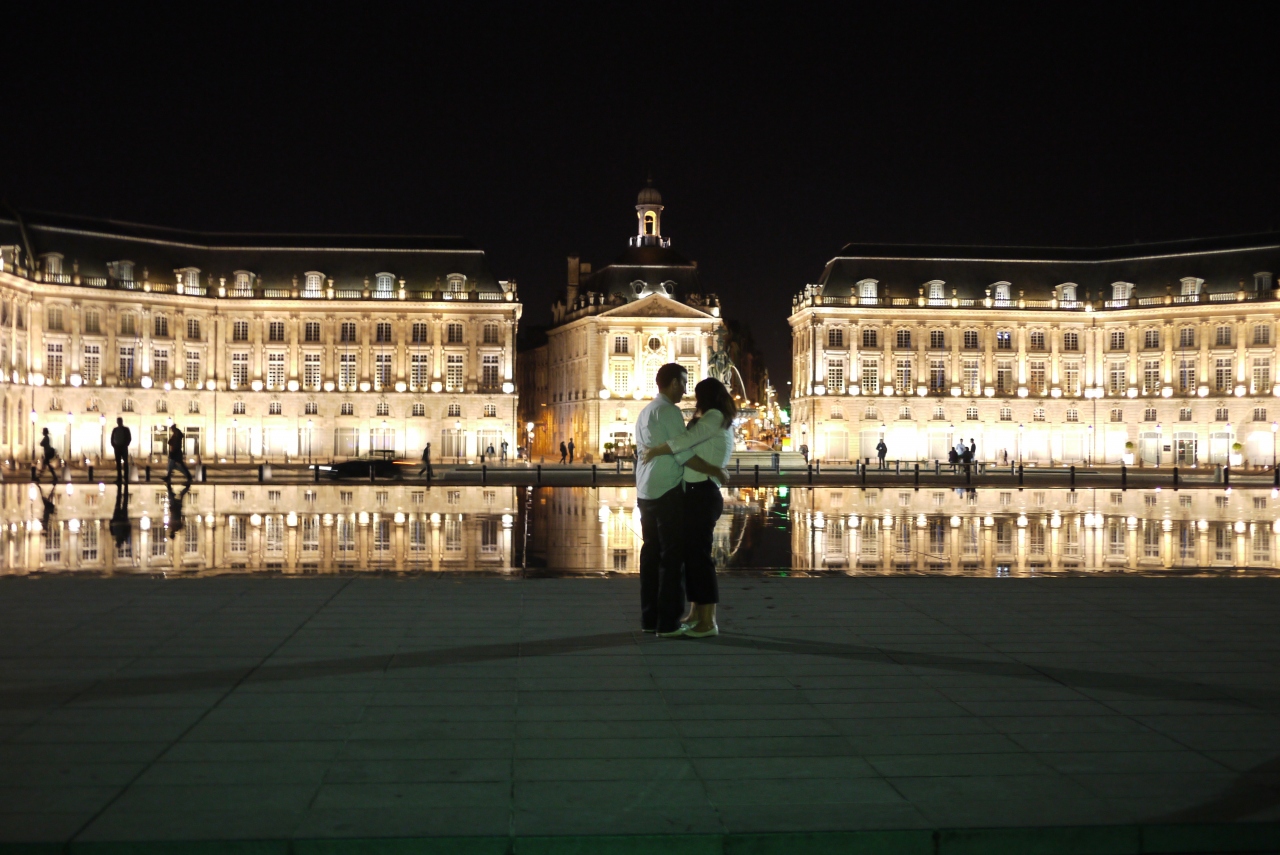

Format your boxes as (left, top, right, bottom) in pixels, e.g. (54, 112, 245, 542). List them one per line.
(635, 363, 690, 635)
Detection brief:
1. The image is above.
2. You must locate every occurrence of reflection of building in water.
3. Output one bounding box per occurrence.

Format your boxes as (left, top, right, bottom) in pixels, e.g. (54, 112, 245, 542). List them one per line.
(527, 486, 642, 573)
(791, 487, 1280, 575)
(526, 485, 767, 574)
(0, 485, 518, 575)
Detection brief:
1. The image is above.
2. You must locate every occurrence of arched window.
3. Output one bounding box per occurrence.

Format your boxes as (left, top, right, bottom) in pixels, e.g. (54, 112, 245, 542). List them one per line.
(233, 271, 254, 296)
(857, 279, 878, 303)
(864, 406, 878, 420)
(1111, 282, 1133, 302)
(304, 272, 324, 295)
(927, 280, 945, 303)
(375, 273, 395, 293)
(993, 282, 1011, 304)
(1059, 283, 1077, 303)
(644, 212, 656, 235)
(1180, 277, 1203, 297)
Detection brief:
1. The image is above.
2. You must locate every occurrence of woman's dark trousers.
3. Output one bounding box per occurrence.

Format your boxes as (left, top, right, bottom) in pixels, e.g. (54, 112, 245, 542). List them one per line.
(683, 480, 723, 605)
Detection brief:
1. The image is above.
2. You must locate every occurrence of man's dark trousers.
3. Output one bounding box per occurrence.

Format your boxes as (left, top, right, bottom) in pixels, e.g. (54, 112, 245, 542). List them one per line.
(113, 449, 128, 484)
(638, 485, 686, 633)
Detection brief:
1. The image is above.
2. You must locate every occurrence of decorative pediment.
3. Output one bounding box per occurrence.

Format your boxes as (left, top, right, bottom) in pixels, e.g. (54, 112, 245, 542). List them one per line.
(598, 292, 715, 320)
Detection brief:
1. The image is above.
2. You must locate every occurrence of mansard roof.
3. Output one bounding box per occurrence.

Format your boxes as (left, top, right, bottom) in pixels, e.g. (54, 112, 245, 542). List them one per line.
(814, 233, 1280, 301)
(582, 244, 702, 302)
(0, 209, 504, 291)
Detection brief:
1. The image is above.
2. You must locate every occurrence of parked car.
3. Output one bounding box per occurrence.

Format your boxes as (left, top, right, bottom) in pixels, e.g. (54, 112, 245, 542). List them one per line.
(311, 452, 407, 481)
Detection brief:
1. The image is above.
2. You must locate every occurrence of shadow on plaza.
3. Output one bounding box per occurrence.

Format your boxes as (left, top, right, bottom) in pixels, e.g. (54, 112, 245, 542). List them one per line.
(5, 626, 1275, 712)
(5, 626, 1280, 825)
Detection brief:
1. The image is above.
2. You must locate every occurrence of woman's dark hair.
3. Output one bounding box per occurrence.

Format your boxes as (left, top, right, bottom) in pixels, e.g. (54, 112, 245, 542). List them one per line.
(693, 378, 737, 423)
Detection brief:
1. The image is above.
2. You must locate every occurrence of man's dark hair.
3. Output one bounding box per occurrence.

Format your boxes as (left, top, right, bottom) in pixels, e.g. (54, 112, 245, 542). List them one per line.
(655, 362, 685, 392)
(117, 417, 124, 425)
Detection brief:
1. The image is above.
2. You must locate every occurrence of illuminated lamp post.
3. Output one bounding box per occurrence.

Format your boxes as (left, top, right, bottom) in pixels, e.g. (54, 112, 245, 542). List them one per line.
(99, 413, 106, 463)
(232, 418, 239, 464)
(455, 419, 463, 464)
(1272, 421, 1278, 469)
(65, 411, 73, 463)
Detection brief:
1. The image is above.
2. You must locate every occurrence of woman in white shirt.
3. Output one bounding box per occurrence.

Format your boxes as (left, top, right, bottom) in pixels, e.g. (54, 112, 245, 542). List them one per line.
(643, 378, 736, 637)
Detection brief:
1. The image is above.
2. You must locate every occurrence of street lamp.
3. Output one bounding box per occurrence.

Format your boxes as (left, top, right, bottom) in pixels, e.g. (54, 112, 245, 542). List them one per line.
(66, 411, 74, 462)
(232, 418, 239, 463)
(455, 418, 462, 464)
(306, 419, 313, 463)
(1272, 421, 1278, 469)
(99, 413, 106, 462)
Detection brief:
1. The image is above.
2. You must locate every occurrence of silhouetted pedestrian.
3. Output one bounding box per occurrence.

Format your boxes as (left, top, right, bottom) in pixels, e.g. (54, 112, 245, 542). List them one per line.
(419, 442, 433, 478)
(876, 439, 888, 469)
(37, 427, 60, 482)
(110, 417, 131, 485)
(500, 440, 508, 463)
(559, 441, 567, 464)
(568, 438, 575, 464)
(165, 425, 192, 484)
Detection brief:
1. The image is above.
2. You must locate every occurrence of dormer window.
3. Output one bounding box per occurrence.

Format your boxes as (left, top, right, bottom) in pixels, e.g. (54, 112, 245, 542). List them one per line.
(992, 282, 1011, 304)
(174, 267, 201, 295)
(304, 272, 325, 296)
(1180, 277, 1203, 297)
(1255, 272, 1273, 292)
(108, 260, 135, 282)
(1059, 283, 1077, 303)
(375, 273, 395, 294)
(856, 279, 878, 303)
(1111, 282, 1133, 302)
(445, 274, 465, 293)
(926, 280, 945, 303)
(232, 271, 254, 296)
(41, 253, 64, 277)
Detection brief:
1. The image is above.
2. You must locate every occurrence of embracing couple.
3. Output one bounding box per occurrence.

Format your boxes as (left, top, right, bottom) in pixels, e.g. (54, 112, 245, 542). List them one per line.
(634, 362, 737, 639)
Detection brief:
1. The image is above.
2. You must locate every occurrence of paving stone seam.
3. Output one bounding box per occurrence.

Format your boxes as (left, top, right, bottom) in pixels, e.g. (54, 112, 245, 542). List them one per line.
(5, 821, 1276, 854)
(65, 578, 357, 845)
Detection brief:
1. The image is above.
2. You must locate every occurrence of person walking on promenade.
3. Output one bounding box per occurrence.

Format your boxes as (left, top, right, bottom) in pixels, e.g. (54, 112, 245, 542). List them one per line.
(165, 424, 193, 484)
(876, 438, 888, 469)
(110, 417, 132, 485)
(419, 442, 433, 479)
(37, 424, 65, 481)
(559, 441, 568, 464)
(568, 438, 575, 464)
(643, 378, 735, 638)
(500, 440, 508, 464)
(969, 438, 977, 462)
(38, 424, 60, 481)
(635, 363, 693, 637)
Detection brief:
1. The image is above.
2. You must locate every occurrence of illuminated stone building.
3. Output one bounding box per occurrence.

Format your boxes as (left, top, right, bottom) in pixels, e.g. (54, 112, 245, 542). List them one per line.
(521, 185, 724, 460)
(790, 237, 1280, 466)
(0, 212, 520, 465)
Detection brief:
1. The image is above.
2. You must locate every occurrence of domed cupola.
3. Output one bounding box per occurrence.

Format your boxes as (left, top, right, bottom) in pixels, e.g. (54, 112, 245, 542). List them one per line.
(630, 179, 671, 249)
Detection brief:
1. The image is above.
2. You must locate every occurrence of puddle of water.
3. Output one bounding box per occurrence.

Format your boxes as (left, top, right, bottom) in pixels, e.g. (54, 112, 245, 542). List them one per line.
(2, 483, 1277, 578)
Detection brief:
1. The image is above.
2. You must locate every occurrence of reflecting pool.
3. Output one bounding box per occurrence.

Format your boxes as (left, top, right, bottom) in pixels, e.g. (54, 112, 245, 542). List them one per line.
(1, 483, 1278, 577)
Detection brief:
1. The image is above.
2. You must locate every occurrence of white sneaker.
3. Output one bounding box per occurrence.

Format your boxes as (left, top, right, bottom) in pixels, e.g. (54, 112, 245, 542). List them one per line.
(684, 623, 719, 638)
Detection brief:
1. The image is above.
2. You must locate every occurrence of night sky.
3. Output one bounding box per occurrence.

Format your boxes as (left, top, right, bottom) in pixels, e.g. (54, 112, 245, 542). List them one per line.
(3, 6, 1275, 402)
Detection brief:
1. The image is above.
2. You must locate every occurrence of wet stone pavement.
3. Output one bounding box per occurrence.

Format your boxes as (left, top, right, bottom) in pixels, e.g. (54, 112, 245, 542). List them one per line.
(1, 574, 1279, 853)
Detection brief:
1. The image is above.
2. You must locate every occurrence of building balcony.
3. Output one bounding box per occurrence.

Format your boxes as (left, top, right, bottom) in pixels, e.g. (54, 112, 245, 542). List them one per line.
(796, 289, 1271, 313)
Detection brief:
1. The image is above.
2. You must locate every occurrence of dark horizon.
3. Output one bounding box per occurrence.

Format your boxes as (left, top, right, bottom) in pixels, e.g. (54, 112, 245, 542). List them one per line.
(4, 5, 1275, 401)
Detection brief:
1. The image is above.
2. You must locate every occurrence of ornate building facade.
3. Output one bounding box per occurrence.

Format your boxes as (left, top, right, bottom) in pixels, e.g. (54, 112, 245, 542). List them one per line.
(790, 237, 1280, 467)
(0, 212, 521, 465)
(520, 185, 724, 460)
